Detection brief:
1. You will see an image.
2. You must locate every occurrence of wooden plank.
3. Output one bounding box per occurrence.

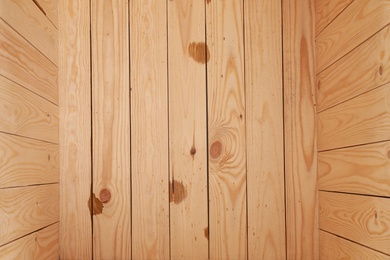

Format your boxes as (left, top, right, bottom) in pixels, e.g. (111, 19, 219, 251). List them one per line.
(318, 141, 390, 196)
(319, 191, 390, 255)
(282, 0, 319, 259)
(0, 19, 58, 105)
(319, 230, 390, 260)
(58, 0, 92, 258)
(318, 84, 390, 151)
(0, 132, 58, 189)
(91, 0, 131, 258)
(315, 0, 353, 36)
(317, 25, 390, 112)
(245, 1, 285, 259)
(0, 0, 58, 65)
(0, 184, 59, 246)
(130, 1, 169, 259)
(0, 75, 58, 144)
(167, 0, 208, 259)
(32, 0, 58, 28)
(316, 0, 390, 72)
(0, 223, 59, 259)
(206, 0, 246, 259)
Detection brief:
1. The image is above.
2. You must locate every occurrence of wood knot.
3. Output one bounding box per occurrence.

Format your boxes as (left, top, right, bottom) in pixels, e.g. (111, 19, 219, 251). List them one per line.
(204, 227, 209, 239)
(379, 65, 384, 76)
(169, 180, 187, 204)
(188, 42, 210, 64)
(88, 193, 103, 216)
(190, 146, 196, 156)
(210, 141, 222, 159)
(99, 189, 111, 203)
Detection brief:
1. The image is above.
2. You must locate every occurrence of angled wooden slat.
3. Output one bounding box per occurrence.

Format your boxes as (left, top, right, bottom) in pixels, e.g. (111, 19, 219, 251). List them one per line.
(315, 0, 353, 35)
(167, 0, 208, 259)
(318, 84, 390, 151)
(32, 0, 58, 28)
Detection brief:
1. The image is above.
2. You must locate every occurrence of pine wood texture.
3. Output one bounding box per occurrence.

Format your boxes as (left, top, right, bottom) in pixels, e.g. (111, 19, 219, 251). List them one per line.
(316, 0, 390, 72)
(317, 25, 390, 112)
(0, 19, 58, 105)
(245, 1, 285, 259)
(0, 133, 58, 189)
(283, 0, 319, 259)
(0, 75, 58, 144)
(318, 84, 390, 151)
(319, 230, 390, 260)
(319, 191, 390, 255)
(0, 184, 59, 246)
(0, 0, 58, 65)
(91, 0, 131, 258)
(130, 1, 169, 259)
(318, 141, 390, 196)
(315, 0, 353, 36)
(206, 0, 246, 258)
(58, 0, 92, 258)
(0, 223, 59, 259)
(33, 0, 58, 28)
(168, 0, 208, 259)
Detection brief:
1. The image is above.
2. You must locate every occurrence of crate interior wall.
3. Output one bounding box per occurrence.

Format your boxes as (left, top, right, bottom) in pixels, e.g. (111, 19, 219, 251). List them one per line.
(0, 0, 388, 259)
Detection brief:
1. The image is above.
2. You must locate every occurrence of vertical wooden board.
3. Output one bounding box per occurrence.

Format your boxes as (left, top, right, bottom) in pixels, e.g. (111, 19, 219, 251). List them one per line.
(130, 1, 169, 259)
(168, 0, 208, 259)
(317, 25, 390, 112)
(319, 191, 390, 255)
(0, 19, 58, 105)
(0, 0, 58, 65)
(58, 0, 92, 258)
(0, 223, 59, 259)
(244, 1, 285, 259)
(32, 0, 58, 28)
(91, 0, 131, 258)
(0, 75, 58, 144)
(316, 0, 390, 73)
(283, 0, 319, 259)
(206, 0, 246, 259)
(318, 84, 390, 151)
(319, 230, 390, 260)
(0, 133, 58, 189)
(0, 184, 59, 246)
(315, 0, 353, 35)
(318, 141, 390, 196)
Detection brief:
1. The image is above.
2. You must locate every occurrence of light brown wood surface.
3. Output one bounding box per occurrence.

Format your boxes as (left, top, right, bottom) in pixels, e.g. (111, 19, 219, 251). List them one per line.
(168, 0, 208, 259)
(130, 1, 169, 259)
(0, 223, 59, 259)
(318, 84, 390, 151)
(0, 75, 58, 144)
(0, 184, 58, 246)
(317, 25, 390, 112)
(206, 0, 247, 258)
(318, 141, 390, 196)
(0, 0, 58, 65)
(283, 0, 319, 259)
(245, 1, 285, 259)
(319, 191, 390, 255)
(33, 0, 58, 28)
(91, 0, 131, 258)
(0, 133, 58, 189)
(315, 0, 353, 36)
(58, 0, 92, 258)
(316, 0, 390, 72)
(319, 230, 390, 260)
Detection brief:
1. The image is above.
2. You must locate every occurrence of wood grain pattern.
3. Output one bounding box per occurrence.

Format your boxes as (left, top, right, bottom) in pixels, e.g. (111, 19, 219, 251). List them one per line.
(0, 132, 58, 189)
(168, 0, 208, 259)
(0, 223, 59, 259)
(0, 75, 58, 144)
(206, 0, 246, 259)
(315, 0, 353, 36)
(316, 0, 390, 72)
(244, 1, 285, 259)
(0, 0, 58, 65)
(91, 0, 131, 258)
(0, 18, 58, 105)
(318, 141, 390, 196)
(0, 184, 59, 246)
(130, 1, 169, 259)
(319, 191, 390, 255)
(33, 0, 58, 28)
(58, 0, 92, 258)
(283, 0, 319, 259)
(319, 230, 390, 260)
(318, 84, 390, 151)
(317, 25, 390, 112)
